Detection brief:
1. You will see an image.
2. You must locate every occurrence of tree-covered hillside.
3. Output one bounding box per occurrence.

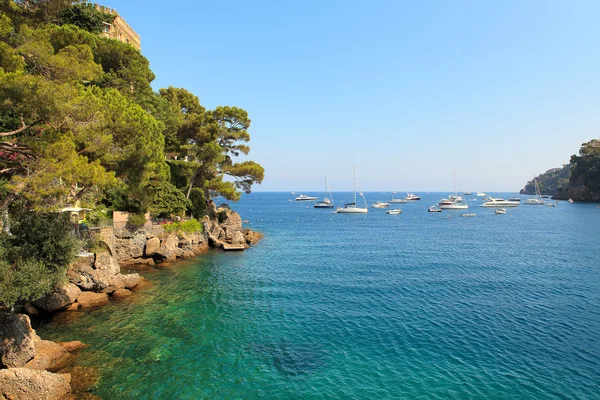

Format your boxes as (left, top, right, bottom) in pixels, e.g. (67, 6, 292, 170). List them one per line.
(520, 165, 571, 195)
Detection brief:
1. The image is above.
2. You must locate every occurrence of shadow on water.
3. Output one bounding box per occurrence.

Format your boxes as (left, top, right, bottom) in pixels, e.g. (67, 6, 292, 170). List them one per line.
(249, 339, 327, 378)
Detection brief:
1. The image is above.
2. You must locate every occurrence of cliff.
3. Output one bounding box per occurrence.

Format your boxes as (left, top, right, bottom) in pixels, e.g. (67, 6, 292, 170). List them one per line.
(552, 139, 600, 201)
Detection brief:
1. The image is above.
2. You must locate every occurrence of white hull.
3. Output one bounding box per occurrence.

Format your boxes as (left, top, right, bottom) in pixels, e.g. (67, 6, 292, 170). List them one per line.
(337, 207, 368, 214)
(480, 202, 520, 207)
(525, 199, 544, 205)
(296, 196, 318, 201)
(440, 204, 469, 210)
(389, 199, 407, 203)
(386, 209, 402, 214)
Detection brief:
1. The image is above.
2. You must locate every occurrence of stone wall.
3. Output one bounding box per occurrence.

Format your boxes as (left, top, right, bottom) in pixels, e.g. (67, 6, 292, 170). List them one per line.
(94, 3, 141, 50)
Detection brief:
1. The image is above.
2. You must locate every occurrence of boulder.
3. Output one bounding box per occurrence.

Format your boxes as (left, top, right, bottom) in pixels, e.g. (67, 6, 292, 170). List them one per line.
(76, 292, 109, 309)
(57, 341, 86, 352)
(94, 252, 120, 279)
(23, 303, 39, 317)
(114, 233, 146, 263)
(144, 236, 160, 256)
(104, 273, 139, 293)
(231, 230, 246, 245)
(181, 250, 195, 258)
(217, 208, 242, 233)
(0, 368, 71, 400)
(243, 229, 264, 245)
(25, 338, 72, 372)
(0, 313, 35, 368)
(155, 234, 179, 262)
(112, 289, 132, 299)
(34, 283, 81, 313)
(67, 254, 96, 290)
(66, 303, 79, 311)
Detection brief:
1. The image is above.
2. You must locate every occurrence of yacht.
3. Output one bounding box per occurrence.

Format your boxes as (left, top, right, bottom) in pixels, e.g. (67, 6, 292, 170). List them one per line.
(463, 191, 473, 195)
(476, 192, 487, 197)
(295, 194, 318, 201)
(547, 202, 557, 207)
(404, 193, 421, 201)
(480, 197, 521, 207)
(495, 208, 506, 214)
(389, 198, 407, 203)
(440, 170, 468, 210)
(428, 206, 442, 212)
(509, 197, 522, 202)
(314, 175, 335, 208)
(372, 201, 390, 208)
(525, 177, 545, 205)
(386, 209, 402, 215)
(462, 213, 476, 217)
(336, 166, 368, 214)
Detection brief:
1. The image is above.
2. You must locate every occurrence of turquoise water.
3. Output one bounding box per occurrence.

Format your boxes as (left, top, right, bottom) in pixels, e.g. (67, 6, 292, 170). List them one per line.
(38, 193, 600, 399)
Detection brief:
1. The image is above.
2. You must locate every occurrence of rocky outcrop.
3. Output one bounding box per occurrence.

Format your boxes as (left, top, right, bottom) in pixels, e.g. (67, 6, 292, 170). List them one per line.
(243, 229, 264, 244)
(112, 289, 132, 299)
(0, 368, 71, 400)
(57, 341, 86, 352)
(144, 236, 160, 256)
(33, 283, 81, 313)
(25, 337, 72, 372)
(0, 313, 35, 368)
(76, 292, 109, 309)
(553, 186, 600, 201)
(203, 207, 263, 250)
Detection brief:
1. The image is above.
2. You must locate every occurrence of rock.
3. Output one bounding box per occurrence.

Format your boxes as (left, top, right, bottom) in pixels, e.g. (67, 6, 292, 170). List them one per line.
(112, 289, 132, 299)
(34, 283, 81, 313)
(0, 313, 35, 368)
(155, 234, 179, 262)
(76, 292, 109, 309)
(114, 234, 146, 262)
(66, 303, 79, 311)
(0, 368, 71, 400)
(57, 341, 86, 352)
(108, 273, 140, 291)
(25, 338, 72, 372)
(23, 302, 39, 317)
(67, 252, 121, 292)
(144, 236, 160, 256)
(231, 230, 246, 245)
(243, 229, 264, 245)
(181, 250, 195, 258)
(217, 208, 242, 234)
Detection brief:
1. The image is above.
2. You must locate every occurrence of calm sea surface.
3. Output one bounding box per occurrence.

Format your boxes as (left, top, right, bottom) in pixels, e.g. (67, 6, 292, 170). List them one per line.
(37, 192, 600, 399)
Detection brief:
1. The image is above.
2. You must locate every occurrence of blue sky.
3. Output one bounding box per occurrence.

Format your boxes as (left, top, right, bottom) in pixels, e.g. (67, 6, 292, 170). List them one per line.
(106, 0, 599, 192)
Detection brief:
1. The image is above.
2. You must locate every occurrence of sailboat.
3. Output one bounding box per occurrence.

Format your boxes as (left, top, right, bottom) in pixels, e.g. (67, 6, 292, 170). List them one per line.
(439, 170, 468, 210)
(314, 175, 335, 208)
(525, 177, 545, 205)
(336, 166, 368, 214)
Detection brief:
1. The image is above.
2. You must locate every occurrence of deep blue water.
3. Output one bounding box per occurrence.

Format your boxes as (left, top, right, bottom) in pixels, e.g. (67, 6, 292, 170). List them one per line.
(38, 192, 600, 399)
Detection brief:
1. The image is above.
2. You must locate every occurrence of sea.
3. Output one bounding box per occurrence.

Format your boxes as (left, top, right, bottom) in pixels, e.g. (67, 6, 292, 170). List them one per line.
(36, 192, 600, 399)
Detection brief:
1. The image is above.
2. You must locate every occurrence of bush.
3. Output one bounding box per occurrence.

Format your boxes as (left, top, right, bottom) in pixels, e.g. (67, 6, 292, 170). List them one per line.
(163, 218, 203, 234)
(127, 213, 147, 230)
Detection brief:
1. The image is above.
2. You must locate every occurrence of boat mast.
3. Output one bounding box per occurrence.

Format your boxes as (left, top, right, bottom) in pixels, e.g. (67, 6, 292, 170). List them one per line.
(353, 165, 357, 206)
(453, 169, 457, 198)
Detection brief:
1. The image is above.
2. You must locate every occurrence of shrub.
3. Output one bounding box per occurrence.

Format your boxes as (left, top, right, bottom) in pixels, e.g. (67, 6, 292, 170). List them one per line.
(163, 218, 203, 234)
(127, 213, 147, 229)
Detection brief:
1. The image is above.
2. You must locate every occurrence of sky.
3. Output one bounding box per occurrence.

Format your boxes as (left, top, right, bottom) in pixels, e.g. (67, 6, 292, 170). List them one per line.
(105, 0, 599, 192)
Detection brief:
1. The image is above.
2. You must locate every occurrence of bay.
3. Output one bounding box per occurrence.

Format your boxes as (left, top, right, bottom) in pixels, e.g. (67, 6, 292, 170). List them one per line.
(37, 192, 600, 399)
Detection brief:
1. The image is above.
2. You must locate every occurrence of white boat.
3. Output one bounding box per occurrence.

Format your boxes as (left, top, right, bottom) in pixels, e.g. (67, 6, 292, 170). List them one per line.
(480, 197, 521, 207)
(462, 213, 476, 217)
(476, 192, 486, 197)
(336, 166, 368, 214)
(428, 206, 442, 212)
(463, 191, 473, 195)
(404, 193, 421, 201)
(372, 201, 390, 208)
(568, 198, 574, 203)
(389, 198, 407, 203)
(295, 194, 318, 201)
(525, 177, 545, 205)
(440, 170, 468, 210)
(547, 202, 557, 207)
(314, 175, 335, 208)
(495, 208, 506, 214)
(386, 209, 402, 214)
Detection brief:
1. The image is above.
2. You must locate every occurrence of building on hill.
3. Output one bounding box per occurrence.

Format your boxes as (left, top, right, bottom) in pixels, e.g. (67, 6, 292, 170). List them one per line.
(94, 4, 141, 51)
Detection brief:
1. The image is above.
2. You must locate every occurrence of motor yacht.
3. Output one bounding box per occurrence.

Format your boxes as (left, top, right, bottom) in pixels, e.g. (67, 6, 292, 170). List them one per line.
(495, 208, 506, 214)
(480, 197, 521, 207)
(404, 193, 421, 201)
(386, 209, 402, 214)
(476, 192, 486, 197)
(428, 206, 442, 212)
(389, 198, 407, 203)
(372, 202, 390, 208)
(295, 194, 318, 201)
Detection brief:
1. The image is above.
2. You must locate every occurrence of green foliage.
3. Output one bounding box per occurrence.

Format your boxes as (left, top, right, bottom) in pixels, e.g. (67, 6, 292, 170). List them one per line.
(147, 180, 191, 217)
(7, 200, 78, 271)
(84, 205, 110, 226)
(59, 3, 115, 34)
(569, 139, 600, 192)
(163, 218, 202, 234)
(189, 187, 207, 218)
(521, 165, 571, 195)
(126, 212, 147, 229)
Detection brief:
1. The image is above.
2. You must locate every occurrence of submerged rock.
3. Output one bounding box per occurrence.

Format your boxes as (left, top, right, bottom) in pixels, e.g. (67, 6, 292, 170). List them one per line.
(0, 313, 35, 368)
(0, 368, 71, 400)
(76, 292, 109, 309)
(25, 337, 72, 372)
